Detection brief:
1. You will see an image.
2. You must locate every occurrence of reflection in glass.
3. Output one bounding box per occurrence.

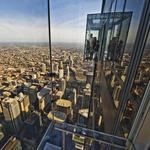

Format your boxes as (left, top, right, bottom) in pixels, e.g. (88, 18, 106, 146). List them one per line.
(103, 0, 114, 13)
(120, 33, 150, 137)
(84, 12, 131, 62)
(102, 0, 145, 113)
(121, 0, 145, 77)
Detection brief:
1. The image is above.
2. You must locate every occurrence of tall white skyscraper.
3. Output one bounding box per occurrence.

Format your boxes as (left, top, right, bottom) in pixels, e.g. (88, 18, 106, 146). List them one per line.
(59, 68, 64, 79)
(2, 97, 22, 133)
(41, 63, 46, 72)
(17, 93, 30, 120)
(69, 55, 73, 67)
(59, 61, 63, 69)
(53, 63, 59, 74)
(66, 66, 70, 81)
(73, 88, 77, 105)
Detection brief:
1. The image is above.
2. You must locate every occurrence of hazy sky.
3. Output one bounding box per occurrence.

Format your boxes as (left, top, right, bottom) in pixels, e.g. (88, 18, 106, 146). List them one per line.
(0, 0, 102, 43)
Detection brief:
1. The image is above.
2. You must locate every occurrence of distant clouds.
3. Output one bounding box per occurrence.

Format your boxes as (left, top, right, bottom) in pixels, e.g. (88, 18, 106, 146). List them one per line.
(0, 0, 102, 43)
(0, 0, 48, 42)
(0, 17, 48, 42)
(51, 0, 102, 43)
(51, 16, 86, 43)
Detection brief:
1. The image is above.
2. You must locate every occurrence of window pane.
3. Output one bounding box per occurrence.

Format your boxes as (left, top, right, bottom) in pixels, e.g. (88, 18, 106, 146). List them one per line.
(116, 0, 125, 12)
(102, 0, 145, 111)
(121, 32, 150, 137)
(121, 0, 145, 77)
(103, 0, 114, 12)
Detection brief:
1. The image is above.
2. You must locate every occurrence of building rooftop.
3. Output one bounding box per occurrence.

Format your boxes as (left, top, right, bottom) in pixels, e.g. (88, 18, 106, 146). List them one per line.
(55, 91, 63, 97)
(30, 85, 37, 90)
(24, 112, 39, 125)
(37, 85, 51, 99)
(47, 111, 66, 123)
(56, 99, 72, 108)
(2, 97, 18, 104)
(79, 109, 89, 118)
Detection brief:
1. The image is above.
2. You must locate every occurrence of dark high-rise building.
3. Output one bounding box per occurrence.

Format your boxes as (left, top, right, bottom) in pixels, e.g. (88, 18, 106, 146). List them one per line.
(29, 85, 38, 104)
(24, 111, 41, 139)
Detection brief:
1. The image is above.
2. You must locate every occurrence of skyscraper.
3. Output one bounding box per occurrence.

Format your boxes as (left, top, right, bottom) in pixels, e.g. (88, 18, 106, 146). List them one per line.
(29, 85, 38, 104)
(2, 97, 22, 133)
(73, 88, 77, 105)
(58, 78, 66, 93)
(41, 63, 46, 72)
(58, 61, 64, 79)
(66, 66, 70, 81)
(17, 93, 30, 120)
(53, 63, 59, 74)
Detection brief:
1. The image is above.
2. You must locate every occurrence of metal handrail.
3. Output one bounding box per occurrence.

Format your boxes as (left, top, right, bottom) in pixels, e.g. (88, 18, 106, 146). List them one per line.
(55, 122, 127, 149)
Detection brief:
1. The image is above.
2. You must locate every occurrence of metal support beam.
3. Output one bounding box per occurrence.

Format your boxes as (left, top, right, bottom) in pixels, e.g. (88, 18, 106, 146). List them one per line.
(55, 122, 127, 149)
(47, 0, 52, 72)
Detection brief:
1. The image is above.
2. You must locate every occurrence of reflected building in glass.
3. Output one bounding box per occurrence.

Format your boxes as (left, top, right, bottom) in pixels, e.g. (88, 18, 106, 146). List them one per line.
(83, 0, 149, 149)
(37, 0, 150, 149)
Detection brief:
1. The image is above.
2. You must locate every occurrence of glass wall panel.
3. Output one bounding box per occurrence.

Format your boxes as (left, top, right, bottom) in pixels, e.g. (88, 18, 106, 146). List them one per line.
(121, 0, 145, 78)
(120, 32, 150, 138)
(84, 14, 103, 60)
(115, 0, 125, 12)
(103, 0, 114, 13)
(51, 0, 104, 144)
(0, 0, 49, 149)
(102, 11, 132, 109)
(102, 0, 145, 110)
